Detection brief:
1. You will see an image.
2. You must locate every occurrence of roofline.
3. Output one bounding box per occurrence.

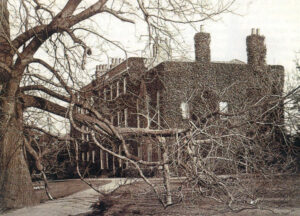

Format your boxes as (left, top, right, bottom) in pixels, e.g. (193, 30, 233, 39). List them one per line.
(81, 57, 146, 92)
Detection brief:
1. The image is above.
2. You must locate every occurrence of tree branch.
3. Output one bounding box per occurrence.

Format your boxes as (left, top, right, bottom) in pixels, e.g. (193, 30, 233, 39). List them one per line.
(102, 7, 135, 24)
(24, 125, 73, 141)
(20, 85, 70, 103)
(68, 0, 108, 26)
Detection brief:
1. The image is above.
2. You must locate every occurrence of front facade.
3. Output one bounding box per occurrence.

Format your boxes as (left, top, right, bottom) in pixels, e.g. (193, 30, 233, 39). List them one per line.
(71, 28, 284, 176)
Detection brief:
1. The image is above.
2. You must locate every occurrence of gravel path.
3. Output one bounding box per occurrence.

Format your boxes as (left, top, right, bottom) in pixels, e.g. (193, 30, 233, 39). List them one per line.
(3, 178, 138, 216)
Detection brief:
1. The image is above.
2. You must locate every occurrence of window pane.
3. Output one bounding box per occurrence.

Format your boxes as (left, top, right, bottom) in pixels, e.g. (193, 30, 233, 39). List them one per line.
(219, 102, 228, 113)
(180, 102, 190, 119)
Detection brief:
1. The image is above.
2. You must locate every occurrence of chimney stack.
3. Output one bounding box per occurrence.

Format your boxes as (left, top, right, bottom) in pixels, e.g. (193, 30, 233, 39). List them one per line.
(95, 64, 108, 79)
(246, 28, 266, 68)
(109, 57, 123, 68)
(194, 25, 211, 63)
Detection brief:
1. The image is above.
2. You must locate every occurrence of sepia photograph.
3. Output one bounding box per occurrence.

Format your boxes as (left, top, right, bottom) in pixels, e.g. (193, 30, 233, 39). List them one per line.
(0, 0, 299, 215)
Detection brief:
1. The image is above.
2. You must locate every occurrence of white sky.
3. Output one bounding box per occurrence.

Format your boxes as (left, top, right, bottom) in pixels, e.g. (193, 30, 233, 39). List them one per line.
(207, 0, 300, 75)
(88, 0, 300, 88)
(28, 0, 300, 134)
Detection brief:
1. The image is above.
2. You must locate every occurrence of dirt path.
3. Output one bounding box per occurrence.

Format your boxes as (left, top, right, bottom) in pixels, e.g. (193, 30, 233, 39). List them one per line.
(3, 178, 136, 216)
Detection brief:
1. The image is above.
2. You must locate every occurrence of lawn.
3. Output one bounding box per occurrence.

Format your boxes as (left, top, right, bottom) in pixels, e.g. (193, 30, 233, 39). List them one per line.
(33, 179, 111, 203)
(81, 175, 300, 216)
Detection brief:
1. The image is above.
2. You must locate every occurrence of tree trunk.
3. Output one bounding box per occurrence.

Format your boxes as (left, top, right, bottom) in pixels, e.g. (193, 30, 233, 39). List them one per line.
(161, 139, 172, 205)
(0, 1, 37, 209)
(0, 86, 38, 210)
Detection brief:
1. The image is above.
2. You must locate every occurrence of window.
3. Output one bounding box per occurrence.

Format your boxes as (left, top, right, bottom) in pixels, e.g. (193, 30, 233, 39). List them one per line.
(123, 77, 127, 94)
(157, 91, 160, 127)
(219, 102, 228, 120)
(136, 99, 140, 128)
(219, 101, 228, 113)
(87, 151, 90, 162)
(106, 152, 109, 169)
(110, 85, 113, 100)
(117, 111, 121, 126)
(92, 150, 95, 163)
(110, 115, 114, 124)
(90, 97, 94, 106)
(81, 152, 85, 161)
(81, 125, 84, 140)
(147, 144, 152, 162)
(116, 81, 120, 97)
(146, 95, 151, 128)
(124, 108, 128, 127)
(180, 102, 190, 119)
(103, 88, 107, 100)
(119, 145, 122, 168)
(85, 126, 89, 141)
(138, 145, 142, 159)
(157, 146, 161, 161)
(100, 149, 104, 169)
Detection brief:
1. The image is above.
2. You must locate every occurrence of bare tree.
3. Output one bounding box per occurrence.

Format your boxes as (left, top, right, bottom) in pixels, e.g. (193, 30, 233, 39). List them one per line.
(0, 0, 236, 210)
(72, 39, 296, 212)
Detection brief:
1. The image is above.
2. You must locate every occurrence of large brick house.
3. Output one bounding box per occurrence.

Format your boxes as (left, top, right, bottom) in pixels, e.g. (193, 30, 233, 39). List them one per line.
(72, 28, 284, 176)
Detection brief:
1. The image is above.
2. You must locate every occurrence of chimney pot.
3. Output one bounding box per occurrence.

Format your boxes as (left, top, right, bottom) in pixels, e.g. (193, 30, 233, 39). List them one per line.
(256, 28, 260, 35)
(251, 28, 255, 35)
(200, 25, 204, 32)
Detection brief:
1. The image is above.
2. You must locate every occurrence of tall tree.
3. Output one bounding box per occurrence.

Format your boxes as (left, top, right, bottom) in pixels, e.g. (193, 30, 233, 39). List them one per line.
(0, 0, 235, 210)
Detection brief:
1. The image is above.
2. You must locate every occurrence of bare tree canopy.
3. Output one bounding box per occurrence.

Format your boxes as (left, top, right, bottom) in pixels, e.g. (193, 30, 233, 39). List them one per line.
(0, 0, 237, 210)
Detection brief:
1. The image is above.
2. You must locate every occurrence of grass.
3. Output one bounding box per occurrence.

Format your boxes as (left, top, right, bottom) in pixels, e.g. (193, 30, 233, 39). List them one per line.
(33, 179, 110, 203)
(85, 175, 300, 216)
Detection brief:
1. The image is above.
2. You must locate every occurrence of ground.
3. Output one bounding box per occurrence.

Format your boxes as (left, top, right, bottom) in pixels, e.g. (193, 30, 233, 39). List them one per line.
(33, 179, 110, 203)
(82, 175, 300, 216)
(3, 176, 300, 216)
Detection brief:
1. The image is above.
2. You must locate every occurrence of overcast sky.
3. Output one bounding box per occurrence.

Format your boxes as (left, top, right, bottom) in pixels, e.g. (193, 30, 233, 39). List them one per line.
(40, 0, 300, 133)
(88, 0, 299, 87)
(207, 0, 300, 75)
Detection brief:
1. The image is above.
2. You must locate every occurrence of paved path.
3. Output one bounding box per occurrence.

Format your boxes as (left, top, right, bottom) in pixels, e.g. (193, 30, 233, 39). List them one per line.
(3, 178, 138, 216)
